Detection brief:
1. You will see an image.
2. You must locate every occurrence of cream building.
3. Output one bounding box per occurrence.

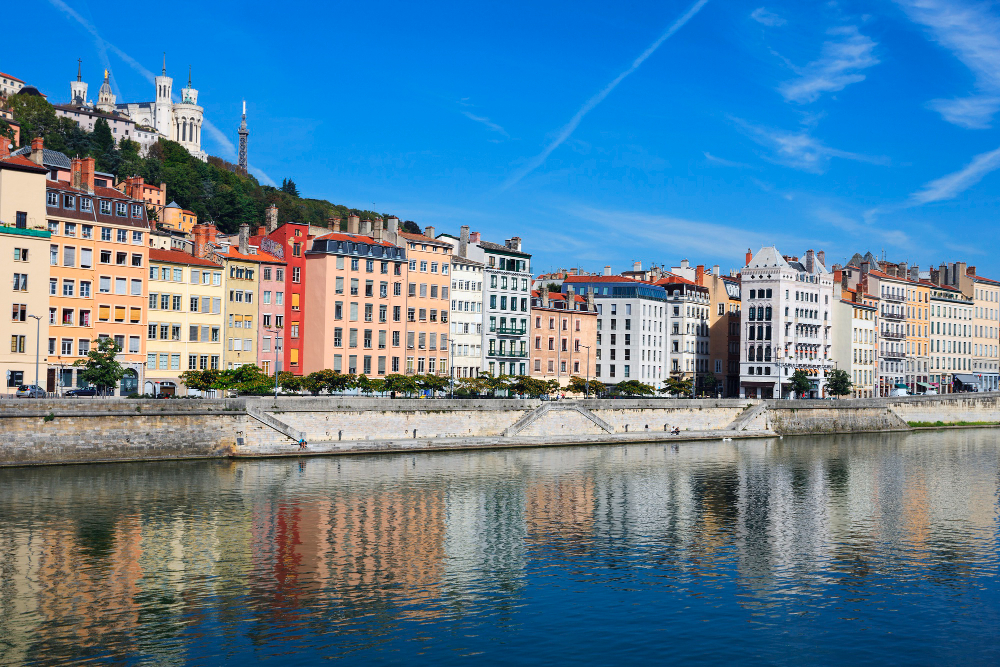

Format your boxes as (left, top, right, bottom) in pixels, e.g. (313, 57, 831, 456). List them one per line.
(215, 226, 262, 369)
(0, 148, 50, 392)
(933, 262, 1000, 392)
(145, 248, 224, 395)
(833, 298, 877, 398)
(929, 283, 973, 393)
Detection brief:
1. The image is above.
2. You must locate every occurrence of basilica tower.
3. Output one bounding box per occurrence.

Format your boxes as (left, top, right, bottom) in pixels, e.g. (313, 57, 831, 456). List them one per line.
(173, 66, 205, 159)
(70, 59, 87, 106)
(154, 53, 173, 138)
(96, 69, 115, 113)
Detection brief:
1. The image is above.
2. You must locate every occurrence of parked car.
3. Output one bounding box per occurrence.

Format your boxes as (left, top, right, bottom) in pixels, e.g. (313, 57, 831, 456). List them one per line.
(16, 385, 46, 398)
(65, 387, 97, 397)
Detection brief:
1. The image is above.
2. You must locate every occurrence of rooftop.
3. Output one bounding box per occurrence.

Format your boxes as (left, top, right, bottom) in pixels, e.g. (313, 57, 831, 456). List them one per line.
(149, 248, 222, 268)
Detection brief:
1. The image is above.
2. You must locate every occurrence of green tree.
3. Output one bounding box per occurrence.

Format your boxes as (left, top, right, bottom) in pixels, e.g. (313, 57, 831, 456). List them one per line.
(545, 282, 561, 293)
(73, 338, 125, 395)
(280, 178, 299, 197)
(615, 380, 655, 396)
(179, 369, 219, 392)
(385, 373, 418, 396)
(826, 368, 853, 398)
(277, 371, 301, 393)
(417, 374, 449, 395)
(701, 373, 719, 396)
(567, 376, 588, 395)
(790, 370, 814, 397)
(7, 93, 61, 147)
(659, 377, 693, 397)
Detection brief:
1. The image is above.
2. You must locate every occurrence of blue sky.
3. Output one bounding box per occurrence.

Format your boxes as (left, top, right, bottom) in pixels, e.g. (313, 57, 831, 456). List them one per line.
(13, 0, 1000, 276)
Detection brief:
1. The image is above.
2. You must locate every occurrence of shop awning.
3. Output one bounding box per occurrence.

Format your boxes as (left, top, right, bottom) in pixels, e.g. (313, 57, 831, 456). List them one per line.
(953, 374, 979, 384)
(894, 383, 908, 389)
(917, 382, 930, 388)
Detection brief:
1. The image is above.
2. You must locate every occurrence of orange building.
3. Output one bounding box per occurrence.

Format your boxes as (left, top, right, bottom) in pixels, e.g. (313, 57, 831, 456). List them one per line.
(399, 228, 452, 376)
(118, 176, 166, 219)
(303, 217, 408, 375)
(45, 153, 150, 394)
(529, 288, 598, 387)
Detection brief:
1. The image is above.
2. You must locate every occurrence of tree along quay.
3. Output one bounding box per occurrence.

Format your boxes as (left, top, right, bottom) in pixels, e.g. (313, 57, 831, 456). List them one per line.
(2, 393, 1000, 467)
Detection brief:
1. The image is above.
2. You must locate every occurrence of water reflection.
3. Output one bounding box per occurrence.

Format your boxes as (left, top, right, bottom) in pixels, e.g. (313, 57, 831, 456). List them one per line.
(1, 429, 999, 664)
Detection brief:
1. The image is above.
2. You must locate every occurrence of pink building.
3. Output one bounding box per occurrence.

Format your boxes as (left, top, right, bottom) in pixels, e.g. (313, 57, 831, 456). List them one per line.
(250, 224, 288, 374)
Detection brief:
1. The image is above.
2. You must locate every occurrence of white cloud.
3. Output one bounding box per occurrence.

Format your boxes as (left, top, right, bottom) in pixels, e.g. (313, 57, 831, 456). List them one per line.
(703, 151, 750, 168)
(461, 111, 509, 137)
(814, 207, 911, 247)
(501, 0, 709, 190)
(779, 25, 879, 104)
(735, 119, 883, 173)
(894, 0, 1000, 128)
(751, 7, 787, 27)
(910, 145, 1000, 203)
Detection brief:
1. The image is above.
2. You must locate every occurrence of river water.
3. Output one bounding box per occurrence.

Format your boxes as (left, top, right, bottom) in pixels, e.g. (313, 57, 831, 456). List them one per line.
(1, 429, 999, 665)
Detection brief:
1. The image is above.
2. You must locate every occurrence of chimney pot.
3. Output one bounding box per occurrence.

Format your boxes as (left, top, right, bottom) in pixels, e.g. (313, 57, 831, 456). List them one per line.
(603, 265, 611, 276)
(745, 248, 753, 266)
(424, 225, 435, 239)
(239, 223, 250, 255)
(29, 137, 44, 166)
(469, 231, 481, 244)
(347, 214, 360, 235)
(817, 250, 825, 268)
(633, 261, 642, 272)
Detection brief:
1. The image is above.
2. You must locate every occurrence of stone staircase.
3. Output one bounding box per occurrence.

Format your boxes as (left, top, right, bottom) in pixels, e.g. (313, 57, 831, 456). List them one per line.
(503, 403, 614, 437)
(725, 403, 769, 431)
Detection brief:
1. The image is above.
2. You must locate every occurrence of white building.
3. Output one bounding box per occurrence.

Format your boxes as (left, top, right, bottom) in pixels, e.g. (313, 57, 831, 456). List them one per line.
(656, 274, 710, 391)
(438, 227, 531, 377)
(740, 247, 835, 399)
(449, 249, 484, 379)
(62, 59, 206, 160)
(562, 275, 666, 388)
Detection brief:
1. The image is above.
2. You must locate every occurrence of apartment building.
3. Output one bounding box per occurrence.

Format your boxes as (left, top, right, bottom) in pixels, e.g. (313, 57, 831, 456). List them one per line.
(1, 145, 50, 392)
(216, 225, 262, 370)
(832, 296, 877, 398)
(259, 219, 310, 375)
(657, 274, 709, 390)
(904, 276, 931, 394)
(932, 262, 1000, 392)
(699, 266, 741, 397)
(740, 248, 834, 399)
(44, 152, 150, 395)
(562, 275, 666, 387)
(400, 227, 451, 376)
(303, 218, 407, 376)
(145, 248, 224, 395)
(529, 287, 598, 386)
(929, 282, 974, 392)
(449, 253, 484, 379)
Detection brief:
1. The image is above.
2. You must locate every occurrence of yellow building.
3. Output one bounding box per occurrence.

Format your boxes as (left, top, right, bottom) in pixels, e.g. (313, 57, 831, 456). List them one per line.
(1, 148, 51, 392)
(145, 248, 225, 395)
(216, 229, 262, 369)
(160, 201, 197, 234)
(905, 279, 930, 393)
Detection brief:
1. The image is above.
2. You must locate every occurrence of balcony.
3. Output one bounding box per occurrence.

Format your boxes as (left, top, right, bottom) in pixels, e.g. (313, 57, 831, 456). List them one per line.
(882, 291, 904, 303)
(492, 349, 528, 358)
(496, 326, 526, 335)
(881, 328, 904, 340)
(881, 309, 904, 320)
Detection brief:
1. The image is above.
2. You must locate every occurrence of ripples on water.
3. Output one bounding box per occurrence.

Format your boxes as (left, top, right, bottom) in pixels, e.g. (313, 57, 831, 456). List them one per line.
(1, 429, 999, 665)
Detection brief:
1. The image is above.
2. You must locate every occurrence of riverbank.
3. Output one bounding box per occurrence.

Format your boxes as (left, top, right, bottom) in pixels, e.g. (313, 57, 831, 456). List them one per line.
(2, 393, 1000, 467)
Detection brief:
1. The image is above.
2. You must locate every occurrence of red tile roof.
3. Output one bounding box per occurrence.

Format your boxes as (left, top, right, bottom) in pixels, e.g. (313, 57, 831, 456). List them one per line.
(215, 246, 284, 264)
(314, 231, 400, 248)
(399, 231, 452, 247)
(530, 289, 585, 303)
(150, 248, 222, 267)
(0, 72, 24, 84)
(563, 275, 639, 283)
(653, 273, 699, 287)
(0, 155, 47, 172)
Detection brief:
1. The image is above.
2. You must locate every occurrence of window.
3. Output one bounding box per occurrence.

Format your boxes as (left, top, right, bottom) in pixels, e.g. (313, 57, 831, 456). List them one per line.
(99, 276, 111, 293)
(292, 267, 301, 283)
(115, 277, 127, 295)
(13, 274, 28, 291)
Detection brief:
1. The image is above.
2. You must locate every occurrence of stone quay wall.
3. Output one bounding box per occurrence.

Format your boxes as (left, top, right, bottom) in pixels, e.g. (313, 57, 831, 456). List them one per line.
(0, 393, 998, 467)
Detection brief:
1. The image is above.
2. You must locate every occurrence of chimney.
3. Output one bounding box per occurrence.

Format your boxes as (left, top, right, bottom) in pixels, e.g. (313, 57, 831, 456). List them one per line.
(424, 225, 435, 239)
(239, 223, 249, 255)
(586, 287, 595, 311)
(841, 270, 849, 290)
(695, 264, 705, 286)
(257, 225, 266, 236)
(347, 214, 360, 235)
(386, 216, 399, 245)
(930, 267, 940, 285)
(680, 259, 689, 270)
(745, 248, 753, 266)
(192, 222, 217, 259)
(0, 136, 8, 159)
(910, 265, 920, 281)
(603, 265, 611, 276)
(508, 236, 521, 252)
(805, 249, 815, 273)
(899, 262, 908, 279)
(939, 263, 949, 286)
(29, 137, 44, 166)
(817, 250, 825, 268)
(71, 157, 83, 190)
(80, 157, 95, 193)
(469, 231, 481, 244)
(566, 284, 575, 297)
(956, 262, 967, 284)
(861, 261, 870, 275)
(265, 204, 278, 232)
(459, 225, 470, 258)
(633, 261, 642, 272)
(542, 291, 550, 309)
(373, 219, 383, 243)
(160, 182, 167, 203)
(359, 219, 370, 236)
(712, 264, 720, 278)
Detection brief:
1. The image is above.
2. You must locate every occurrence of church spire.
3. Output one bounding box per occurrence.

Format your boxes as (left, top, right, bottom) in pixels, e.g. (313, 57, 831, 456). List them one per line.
(188, 65, 192, 87)
(77, 58, 82, 82)
(162, 52, 166, 75)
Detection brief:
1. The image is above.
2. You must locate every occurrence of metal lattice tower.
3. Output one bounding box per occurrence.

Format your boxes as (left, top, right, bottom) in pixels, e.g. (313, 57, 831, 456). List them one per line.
(237, 100, 249, 174)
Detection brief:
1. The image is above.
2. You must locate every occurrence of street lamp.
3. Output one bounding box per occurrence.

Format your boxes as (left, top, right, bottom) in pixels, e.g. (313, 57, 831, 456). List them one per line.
(581, 344, 591, 397)
(27, 314, 41, 393)
(266, 328, 280, 398)
(450, 338, 456, 399)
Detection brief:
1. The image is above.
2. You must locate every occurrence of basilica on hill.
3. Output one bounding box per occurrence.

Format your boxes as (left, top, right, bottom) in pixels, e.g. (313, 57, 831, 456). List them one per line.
(64, 55, 206, 161)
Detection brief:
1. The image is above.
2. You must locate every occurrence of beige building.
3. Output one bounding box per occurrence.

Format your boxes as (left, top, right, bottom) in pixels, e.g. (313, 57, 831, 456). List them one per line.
(932, 262, 1000, 392)
(1, 146, 51, 391)
(833, 296, 877, 397)
(215, 229, 262, 370)
(145, 248, 224, 395)
(400, 229, 452, 376)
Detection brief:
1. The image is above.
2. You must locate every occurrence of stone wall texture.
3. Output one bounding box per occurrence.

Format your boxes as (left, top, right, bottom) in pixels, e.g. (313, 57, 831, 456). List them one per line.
(0, 393, 998, 466)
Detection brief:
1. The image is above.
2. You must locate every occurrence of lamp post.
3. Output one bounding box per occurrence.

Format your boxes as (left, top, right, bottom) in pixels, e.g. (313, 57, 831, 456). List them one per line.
(28, 314, 41, 393)
(450, 338, 456, 399)
(267, 328, 280, 398)
(581, 344, 591, 398)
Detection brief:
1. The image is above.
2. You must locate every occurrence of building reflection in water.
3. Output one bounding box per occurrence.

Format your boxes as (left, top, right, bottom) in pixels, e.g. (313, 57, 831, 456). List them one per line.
(0, 429, 997, 662)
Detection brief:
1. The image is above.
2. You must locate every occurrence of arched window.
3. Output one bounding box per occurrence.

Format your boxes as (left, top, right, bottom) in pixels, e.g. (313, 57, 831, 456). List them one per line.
(765, 306, 772, 320)
(749, 307, 756, 321)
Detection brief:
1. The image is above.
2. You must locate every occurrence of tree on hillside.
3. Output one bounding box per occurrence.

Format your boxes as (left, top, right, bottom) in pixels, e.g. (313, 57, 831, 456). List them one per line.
(74, 337, 125, 395)
(402, 220, 421, 234)
(280, 178, 299, 197)
(826, 369, 853, 398)
(91, 117, 115, 154)
(790, 370, 814, 397)
(545, 282, 561, 293)
(7, 93, 61, 147)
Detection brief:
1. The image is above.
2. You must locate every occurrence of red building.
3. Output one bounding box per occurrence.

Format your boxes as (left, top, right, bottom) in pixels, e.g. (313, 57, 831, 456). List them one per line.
(251, 206, 311, 374)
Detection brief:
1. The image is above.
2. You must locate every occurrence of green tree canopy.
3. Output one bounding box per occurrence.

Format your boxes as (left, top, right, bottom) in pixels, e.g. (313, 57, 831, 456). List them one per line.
(826, 368, 853, 398)
(73, 337, 125, 394)
(614, 380, 656, 396)
(790, 370, 814, 397)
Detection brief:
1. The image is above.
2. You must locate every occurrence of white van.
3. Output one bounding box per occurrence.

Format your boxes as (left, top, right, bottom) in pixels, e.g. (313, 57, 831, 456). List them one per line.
(889, 387, 909, 397)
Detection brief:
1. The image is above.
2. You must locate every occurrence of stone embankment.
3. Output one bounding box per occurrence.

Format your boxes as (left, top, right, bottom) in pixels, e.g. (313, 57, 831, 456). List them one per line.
(1, 393, 999, 467)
